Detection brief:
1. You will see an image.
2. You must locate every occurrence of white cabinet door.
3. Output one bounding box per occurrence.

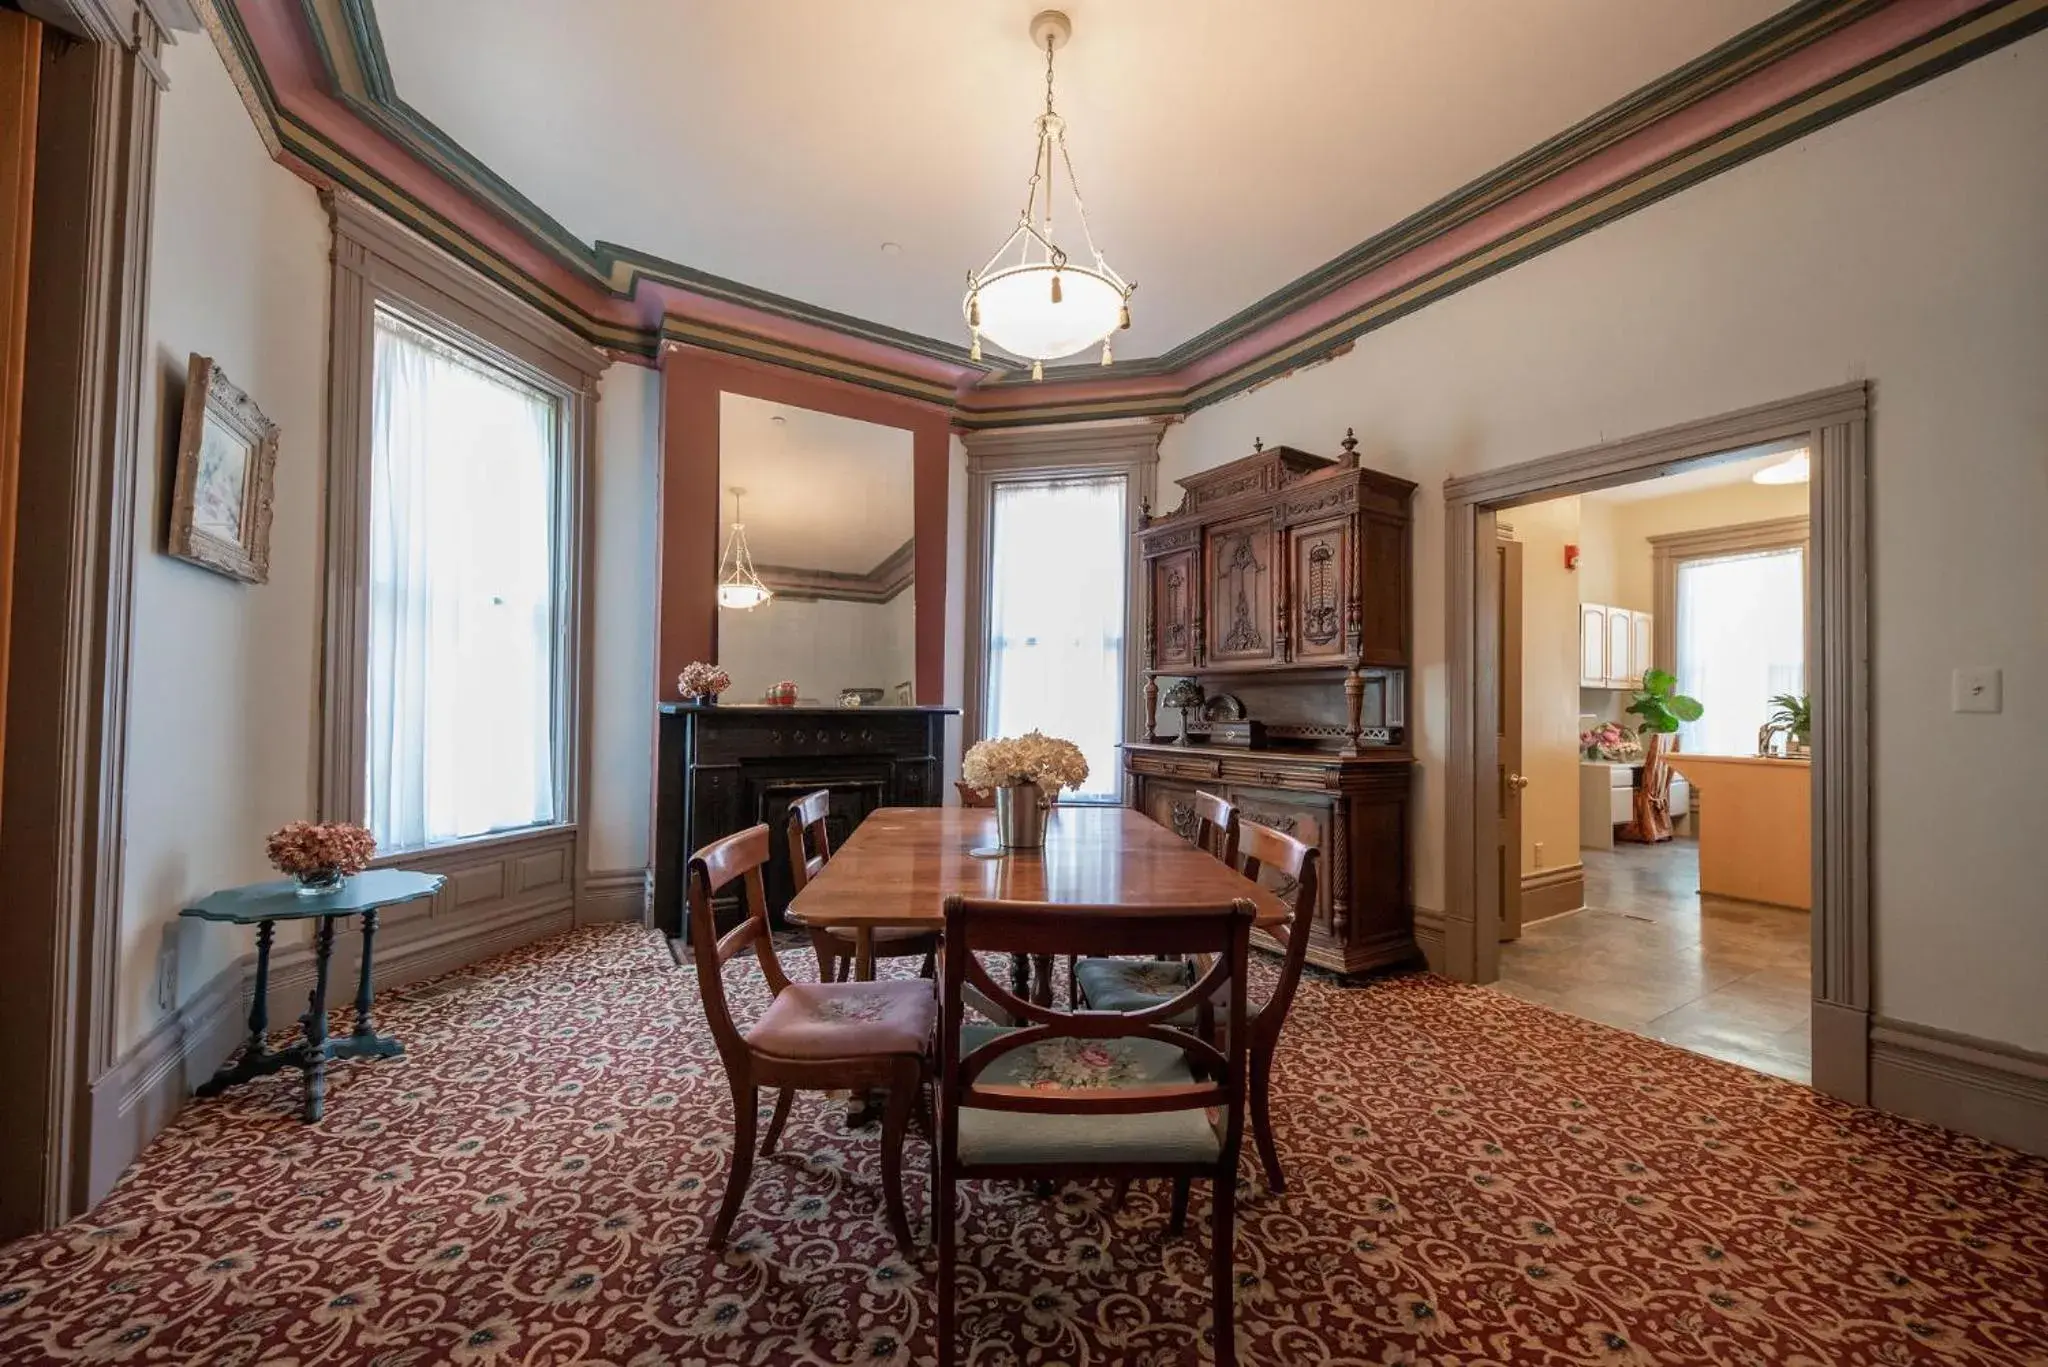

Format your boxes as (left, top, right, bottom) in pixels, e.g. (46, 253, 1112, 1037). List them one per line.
(1605, 608, 1633, 687)
(1579, 604, 1609, 687)
(1630, 611, 1654, 686)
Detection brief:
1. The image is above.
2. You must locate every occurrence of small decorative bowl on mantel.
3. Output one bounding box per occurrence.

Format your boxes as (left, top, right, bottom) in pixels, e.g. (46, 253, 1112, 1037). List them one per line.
(266, 820, 377, 897)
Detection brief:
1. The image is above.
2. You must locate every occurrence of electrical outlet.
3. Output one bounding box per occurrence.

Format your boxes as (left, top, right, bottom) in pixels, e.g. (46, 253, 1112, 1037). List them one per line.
(1952, 667, 2002, 714)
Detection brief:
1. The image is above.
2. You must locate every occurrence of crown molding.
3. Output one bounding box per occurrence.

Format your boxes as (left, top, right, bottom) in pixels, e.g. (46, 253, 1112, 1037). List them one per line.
(207, 0, 2048, 424)
(757, 539, 916, 605)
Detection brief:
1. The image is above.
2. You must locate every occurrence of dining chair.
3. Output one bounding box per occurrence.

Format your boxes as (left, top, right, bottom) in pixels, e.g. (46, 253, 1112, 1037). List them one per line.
(685, 823, 935, 1255)
(1065, 789, 1240, 1008)
(934, 893, 1256, 1367)
(1074, 822, 1320, 1193)
(953, 780, 993, 809)
(786, 790, 940, 982)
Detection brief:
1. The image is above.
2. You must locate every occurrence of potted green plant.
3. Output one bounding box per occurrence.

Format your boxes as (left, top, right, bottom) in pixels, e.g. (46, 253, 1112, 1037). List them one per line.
(1766, 692, 1811, 757)
(1621, 669, 1703, 843)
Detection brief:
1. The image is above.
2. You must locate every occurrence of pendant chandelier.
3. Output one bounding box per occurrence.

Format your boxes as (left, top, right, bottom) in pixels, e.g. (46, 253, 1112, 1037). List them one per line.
(964, 10, 1132, 381)
(716, 486, 772, 611)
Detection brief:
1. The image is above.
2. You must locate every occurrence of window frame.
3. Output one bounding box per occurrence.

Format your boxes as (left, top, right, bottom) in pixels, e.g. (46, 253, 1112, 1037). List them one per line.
(323, 193, 604, 862)
(962, 422, 1163, 805)
(1650, 514, 1811, 707)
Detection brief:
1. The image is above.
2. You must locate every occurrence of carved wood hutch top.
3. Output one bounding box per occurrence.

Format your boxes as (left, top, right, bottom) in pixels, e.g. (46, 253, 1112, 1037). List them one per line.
(1136, 432, 1416, 755)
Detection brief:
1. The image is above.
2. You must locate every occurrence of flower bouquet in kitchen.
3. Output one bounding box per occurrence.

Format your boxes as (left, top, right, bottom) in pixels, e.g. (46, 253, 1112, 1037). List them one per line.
(1579, 721, 1643, 762)
(677, 661, 732, 704)
(266, 821, 376, 897)
(961, 731, 1090, 850)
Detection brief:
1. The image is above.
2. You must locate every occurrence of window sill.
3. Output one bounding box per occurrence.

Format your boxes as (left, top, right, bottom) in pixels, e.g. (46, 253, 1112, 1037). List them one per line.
(373, 823, 575, 870)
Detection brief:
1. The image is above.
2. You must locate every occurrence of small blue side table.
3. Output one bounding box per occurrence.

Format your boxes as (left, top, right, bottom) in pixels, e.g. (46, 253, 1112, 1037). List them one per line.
(181, 869, 445, 1122)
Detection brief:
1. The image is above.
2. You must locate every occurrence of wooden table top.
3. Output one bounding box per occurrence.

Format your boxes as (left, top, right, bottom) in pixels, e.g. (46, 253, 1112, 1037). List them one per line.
(784, 805, 1288, 931)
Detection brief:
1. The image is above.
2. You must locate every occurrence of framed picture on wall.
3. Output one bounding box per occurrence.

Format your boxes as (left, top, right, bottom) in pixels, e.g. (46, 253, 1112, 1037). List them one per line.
(168, 353, 278, 584)
(894, 680, 913, 705)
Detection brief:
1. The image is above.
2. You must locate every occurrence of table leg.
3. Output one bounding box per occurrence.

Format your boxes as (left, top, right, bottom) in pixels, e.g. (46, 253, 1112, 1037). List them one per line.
(1010, 952, 1032, 1003)
(855, 926, 876, 982)
(197, 919, 278, 1098)
(340, 908, 404, 1061)
(299, 916, 337, 1123)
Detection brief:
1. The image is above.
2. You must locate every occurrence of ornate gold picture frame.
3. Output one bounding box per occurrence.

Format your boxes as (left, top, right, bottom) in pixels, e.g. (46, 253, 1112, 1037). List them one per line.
(168, 353, 277, 584)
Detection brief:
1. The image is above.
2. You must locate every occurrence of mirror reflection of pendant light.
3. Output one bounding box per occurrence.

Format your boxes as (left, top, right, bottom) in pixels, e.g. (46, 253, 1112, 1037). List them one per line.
(963, 9, 1133, 381)
(1752, 449, 1811, 485)
(716, 486, 772, 610)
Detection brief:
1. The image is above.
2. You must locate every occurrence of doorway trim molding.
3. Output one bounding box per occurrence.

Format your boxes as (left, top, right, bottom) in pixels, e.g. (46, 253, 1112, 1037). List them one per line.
(1443, 382, 1870, 1103)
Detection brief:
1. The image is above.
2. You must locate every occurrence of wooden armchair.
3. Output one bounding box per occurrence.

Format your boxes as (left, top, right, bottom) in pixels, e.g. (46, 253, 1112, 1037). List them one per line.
(934, 893, 1256, 1367)
(786, 790, 939, 982)
(685, 824, 935, 1254)
(1065, 789, 1239, 1008)
(1074, 821, 1321, 1193)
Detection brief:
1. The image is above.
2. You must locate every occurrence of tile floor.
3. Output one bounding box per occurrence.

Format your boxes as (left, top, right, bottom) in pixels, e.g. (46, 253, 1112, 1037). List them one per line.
(1492, 840, 1813, 1082)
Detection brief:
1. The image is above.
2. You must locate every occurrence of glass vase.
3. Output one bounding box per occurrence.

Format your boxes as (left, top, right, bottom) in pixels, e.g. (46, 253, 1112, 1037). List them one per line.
(295, 868, 345, 897)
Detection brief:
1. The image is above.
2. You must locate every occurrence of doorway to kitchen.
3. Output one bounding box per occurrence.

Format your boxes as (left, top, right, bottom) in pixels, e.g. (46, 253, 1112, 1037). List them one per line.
(1490, 447, 1812, 1081)
(1442, 384, 1872, 1105)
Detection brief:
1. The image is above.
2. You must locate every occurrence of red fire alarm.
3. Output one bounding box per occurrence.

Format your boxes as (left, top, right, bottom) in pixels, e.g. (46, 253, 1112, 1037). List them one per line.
(1564, 544, 1580, 571)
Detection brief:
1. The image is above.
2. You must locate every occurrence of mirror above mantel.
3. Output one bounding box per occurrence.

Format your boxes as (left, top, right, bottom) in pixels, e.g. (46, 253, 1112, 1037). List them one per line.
(714, 392, 916, 706)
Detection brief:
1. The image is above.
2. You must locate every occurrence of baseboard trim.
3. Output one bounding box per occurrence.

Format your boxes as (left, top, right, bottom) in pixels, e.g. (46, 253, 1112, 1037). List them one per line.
(86, 959, 247, 1205)
(1811, 998, 1870, 1106)
(1520, 864, 1585, 926)
(1412, 905, 1447, 975)
(1869, 1016, 2048, 1157)
(84, 897, 578, 1208)
(577, 867, 648, 925)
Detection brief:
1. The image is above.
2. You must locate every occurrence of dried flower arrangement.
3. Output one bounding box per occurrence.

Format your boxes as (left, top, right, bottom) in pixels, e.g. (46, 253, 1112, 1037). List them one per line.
(961, 731, 1090, 799)
(266, 821, 376, 889)
(678, 661, 732, 701)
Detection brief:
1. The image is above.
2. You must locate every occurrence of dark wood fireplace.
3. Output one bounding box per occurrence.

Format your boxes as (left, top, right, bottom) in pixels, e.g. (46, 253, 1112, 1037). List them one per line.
(652, 703, 955, 944)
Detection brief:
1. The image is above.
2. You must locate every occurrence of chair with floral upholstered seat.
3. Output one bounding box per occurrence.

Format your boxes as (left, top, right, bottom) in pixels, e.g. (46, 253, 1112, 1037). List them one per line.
(933, 892, 1255, 1367)
(787, 790, 939, 983)
(1074, 821, 1320, 1194)
(685, 823, 934, 1255)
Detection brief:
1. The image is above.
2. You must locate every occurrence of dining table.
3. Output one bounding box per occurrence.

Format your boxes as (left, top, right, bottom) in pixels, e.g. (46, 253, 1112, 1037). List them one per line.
(784, 804, 1289, 999)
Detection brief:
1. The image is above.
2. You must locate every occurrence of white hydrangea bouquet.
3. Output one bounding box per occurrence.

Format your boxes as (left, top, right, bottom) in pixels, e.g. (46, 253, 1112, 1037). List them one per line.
(962, 730, 1090, 799)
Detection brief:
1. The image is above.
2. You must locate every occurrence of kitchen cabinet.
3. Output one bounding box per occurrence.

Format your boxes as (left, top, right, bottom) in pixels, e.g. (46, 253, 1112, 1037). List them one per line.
(1578, 602, 1654, 688)
(1630, 610, 1655, 685)
(1578, 604, 1609, 687)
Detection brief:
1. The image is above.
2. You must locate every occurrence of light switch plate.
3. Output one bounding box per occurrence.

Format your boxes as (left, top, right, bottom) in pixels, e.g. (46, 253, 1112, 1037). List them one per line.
(1952, 667, 2002, 714)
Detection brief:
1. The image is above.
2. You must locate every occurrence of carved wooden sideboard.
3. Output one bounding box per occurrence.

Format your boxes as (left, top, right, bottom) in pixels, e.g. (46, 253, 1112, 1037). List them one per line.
(1127, 434, 1418, 976)
(652, 703, 954, 945)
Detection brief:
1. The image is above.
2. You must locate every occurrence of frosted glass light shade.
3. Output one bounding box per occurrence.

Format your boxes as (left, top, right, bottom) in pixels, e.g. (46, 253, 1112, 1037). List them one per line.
(717, 582, 771, 610)
(967, 263, 1125, 362)
(1752, 450, 1810, 485)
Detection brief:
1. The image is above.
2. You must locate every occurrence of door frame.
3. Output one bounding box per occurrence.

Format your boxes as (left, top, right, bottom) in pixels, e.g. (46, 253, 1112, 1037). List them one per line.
(1443, 382, 1870, 1103)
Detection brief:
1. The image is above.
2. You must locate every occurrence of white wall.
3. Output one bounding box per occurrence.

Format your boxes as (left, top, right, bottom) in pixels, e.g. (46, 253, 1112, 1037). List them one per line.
(586, 360, 661, 873)
(1589, 479, 1811, 614)
(123, 35, 331, 1053)
(1159, 34, 2048, 1052)
(717, 595, 915, 703)
(1510, 497, 1581, 876)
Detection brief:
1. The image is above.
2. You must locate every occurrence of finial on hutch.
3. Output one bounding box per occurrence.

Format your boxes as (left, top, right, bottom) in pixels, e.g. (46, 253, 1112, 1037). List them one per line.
(1252, 437, 1263, 453)
(1340, 427, 1360, 468)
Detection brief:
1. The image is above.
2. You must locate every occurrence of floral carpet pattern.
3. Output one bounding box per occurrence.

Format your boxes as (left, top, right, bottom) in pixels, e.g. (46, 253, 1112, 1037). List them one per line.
(0, 924, 2044, 1365)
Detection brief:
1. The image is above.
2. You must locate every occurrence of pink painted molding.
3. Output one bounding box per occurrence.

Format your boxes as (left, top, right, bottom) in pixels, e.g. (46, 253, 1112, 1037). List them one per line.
(215, 0, 2042, 421)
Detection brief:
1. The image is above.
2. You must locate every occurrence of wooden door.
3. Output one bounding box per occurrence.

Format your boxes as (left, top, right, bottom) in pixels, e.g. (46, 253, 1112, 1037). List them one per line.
(1287, 516, 1352, 664)
(0, 9, 36, 809)
(1578, 603, 1607, 687)
(1605, 608, 1633, 687)
(1630, 610, 1654, 685)
(1148, 546, 1198, 671)
(1203, 512, 1279, 667)
(1497, 538, 1524, 941)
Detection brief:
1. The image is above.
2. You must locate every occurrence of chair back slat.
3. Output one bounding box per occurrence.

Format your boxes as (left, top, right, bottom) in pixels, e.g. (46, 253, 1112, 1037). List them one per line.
(1191, 789, 1238, 864)
(784, 789, 833, 894)
(939, 894, 1253, 1147)
(686, 824, 790, 1064)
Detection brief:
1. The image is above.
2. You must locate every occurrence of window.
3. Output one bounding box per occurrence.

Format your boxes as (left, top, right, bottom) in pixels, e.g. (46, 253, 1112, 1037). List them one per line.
(982, 473, 1129, 802)
(365, 307, 564, 849)
(1674, 546, 1805, 756)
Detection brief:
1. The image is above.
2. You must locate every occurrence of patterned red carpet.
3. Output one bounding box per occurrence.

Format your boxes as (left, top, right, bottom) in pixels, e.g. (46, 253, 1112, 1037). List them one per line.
(0, 924, 2043, 1365)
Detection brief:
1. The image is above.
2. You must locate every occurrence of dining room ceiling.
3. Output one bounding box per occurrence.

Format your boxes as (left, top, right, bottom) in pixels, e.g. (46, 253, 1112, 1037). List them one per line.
(371, 0, 1791, 360)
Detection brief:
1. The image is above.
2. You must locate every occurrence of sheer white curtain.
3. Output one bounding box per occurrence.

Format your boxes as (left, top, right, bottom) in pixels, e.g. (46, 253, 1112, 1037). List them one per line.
(1674, 546, 1805, 756)
(985, 474, 1128, 802)
(368, 308, 559, 850)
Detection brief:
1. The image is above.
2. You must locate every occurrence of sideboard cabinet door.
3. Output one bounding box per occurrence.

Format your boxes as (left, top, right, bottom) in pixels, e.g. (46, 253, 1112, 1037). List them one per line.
(1204, 512, 1281, 668)
(1287, 517, 1352, 665)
